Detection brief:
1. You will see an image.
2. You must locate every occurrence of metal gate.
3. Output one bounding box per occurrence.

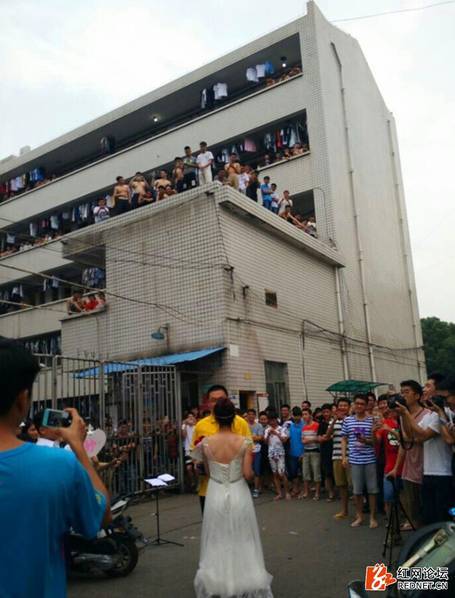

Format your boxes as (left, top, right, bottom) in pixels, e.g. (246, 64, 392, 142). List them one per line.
(30, 356, 183, 496)
(105, 365, 184, 497)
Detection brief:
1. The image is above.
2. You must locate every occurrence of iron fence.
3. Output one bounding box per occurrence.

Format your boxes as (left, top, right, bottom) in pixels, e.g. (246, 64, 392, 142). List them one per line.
(31, 355, 184, 495)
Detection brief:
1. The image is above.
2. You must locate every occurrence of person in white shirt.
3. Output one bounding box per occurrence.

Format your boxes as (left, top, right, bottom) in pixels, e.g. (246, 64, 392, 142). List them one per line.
(238, 166, 250, 194)
(182, 413, 197, 490)
(264, 413, 291, 501)
(278, 190, 293, 215)
(196, 141, 214, 185)
(93, 197, 110, 224)
(397, 379, 453, 524)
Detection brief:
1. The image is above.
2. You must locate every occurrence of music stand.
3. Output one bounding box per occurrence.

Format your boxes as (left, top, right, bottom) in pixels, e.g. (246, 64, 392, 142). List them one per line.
(147, 483, 184, 547)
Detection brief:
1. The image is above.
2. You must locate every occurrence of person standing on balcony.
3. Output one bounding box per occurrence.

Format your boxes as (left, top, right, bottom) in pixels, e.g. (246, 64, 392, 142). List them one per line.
(260, 176, 273, 210)
(224, 153, 241, 190)
(246, 170, 260, 202)
(129, 172, 149, 209)
(183, 146, 198, 189)
(172, 157, 185, 193)
(278, 189, 293, 215)
(93, 197, 110, 223)
(112, 176, 131, 215)
(196, 141, 214, 185)
(153, 170, 172, 191)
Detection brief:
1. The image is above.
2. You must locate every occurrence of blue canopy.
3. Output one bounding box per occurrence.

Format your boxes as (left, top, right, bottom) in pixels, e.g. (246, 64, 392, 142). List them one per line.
(75, 346, 225, 378)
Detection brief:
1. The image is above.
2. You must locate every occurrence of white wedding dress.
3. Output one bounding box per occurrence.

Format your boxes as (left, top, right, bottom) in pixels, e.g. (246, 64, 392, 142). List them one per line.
(193, 437, 273, 598)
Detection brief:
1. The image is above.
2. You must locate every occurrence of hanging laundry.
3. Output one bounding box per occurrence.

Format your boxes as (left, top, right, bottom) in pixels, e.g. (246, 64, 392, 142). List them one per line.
(244, 137, 257, 153)
(246, 67, 258, 83)
(255, 64, 266, 78)
(213, 82, 228, 101)
(11, 285, 24, 298)
(29, 222, 38, 237)
(50, 214, 60, 230)
(6, 233, 15, 245)
(200, 87, 215, 109)
(264, 61, 275, 76)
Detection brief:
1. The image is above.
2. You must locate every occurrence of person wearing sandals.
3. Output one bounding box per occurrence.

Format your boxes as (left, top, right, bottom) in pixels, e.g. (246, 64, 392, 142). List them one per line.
(341, 395, 379, 529)
(264, 413, 291, 501)
(301, 408, 322, 500)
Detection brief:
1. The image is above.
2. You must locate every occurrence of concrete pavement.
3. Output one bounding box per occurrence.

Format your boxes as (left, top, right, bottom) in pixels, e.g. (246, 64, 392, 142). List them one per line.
(68, 491, 388, 598)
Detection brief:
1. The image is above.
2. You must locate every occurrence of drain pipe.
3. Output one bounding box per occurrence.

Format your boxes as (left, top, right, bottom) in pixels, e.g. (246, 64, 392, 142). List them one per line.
(335, 268, 350, 379)
(331, 42, 376, 380)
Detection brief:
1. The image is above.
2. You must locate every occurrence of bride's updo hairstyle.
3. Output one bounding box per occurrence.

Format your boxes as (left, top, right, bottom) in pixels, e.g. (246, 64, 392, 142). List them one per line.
(213, 398, 235, 428)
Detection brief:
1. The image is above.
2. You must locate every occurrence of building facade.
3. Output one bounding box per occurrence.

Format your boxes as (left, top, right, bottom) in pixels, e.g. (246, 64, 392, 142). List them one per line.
(0, 2, 425, 409)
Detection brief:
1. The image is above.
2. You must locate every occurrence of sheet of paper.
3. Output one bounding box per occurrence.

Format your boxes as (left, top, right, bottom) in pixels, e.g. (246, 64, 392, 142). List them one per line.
(158, 473, 175, 482)
(145, 478, 168, 487)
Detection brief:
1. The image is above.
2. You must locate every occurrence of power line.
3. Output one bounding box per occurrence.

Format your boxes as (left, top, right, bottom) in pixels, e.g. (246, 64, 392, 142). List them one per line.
(0, 261, 204, 326)
(332, 0, 455, 23)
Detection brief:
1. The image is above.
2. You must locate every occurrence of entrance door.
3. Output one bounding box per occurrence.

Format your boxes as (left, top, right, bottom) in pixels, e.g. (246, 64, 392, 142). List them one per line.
(239, 390, 257, 412)
(264, 361, 290, 412)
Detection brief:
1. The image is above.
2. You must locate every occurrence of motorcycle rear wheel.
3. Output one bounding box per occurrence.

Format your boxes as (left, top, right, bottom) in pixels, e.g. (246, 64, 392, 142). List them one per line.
(105, 534, 139, 577)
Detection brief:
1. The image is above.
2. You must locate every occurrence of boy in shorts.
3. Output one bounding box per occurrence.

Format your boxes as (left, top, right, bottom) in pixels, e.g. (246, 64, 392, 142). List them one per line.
(264, 413, 291, 501)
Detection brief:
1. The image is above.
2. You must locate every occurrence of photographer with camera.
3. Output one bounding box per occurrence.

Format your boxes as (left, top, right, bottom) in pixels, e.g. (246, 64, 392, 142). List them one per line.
(429, 374, 455, 450)
(0, 338, 111, 598)
(392, 381, 429, 530)
(397, 379, 452, 525)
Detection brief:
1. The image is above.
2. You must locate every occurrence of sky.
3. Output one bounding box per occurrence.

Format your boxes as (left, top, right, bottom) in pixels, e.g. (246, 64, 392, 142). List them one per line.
(1, 0, 454, 322)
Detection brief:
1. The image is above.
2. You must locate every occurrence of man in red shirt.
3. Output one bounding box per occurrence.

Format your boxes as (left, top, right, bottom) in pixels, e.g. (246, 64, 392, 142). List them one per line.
(379, 408, 404, 519)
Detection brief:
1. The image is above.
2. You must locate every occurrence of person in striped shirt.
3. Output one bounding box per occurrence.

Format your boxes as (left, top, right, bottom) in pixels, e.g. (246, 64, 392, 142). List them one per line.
(341, 394, 379, 529)
(323, 397, 351, 519)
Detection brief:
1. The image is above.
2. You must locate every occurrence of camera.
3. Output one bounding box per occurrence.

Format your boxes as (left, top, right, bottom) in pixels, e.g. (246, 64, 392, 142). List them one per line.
(388, 394, 407, 409)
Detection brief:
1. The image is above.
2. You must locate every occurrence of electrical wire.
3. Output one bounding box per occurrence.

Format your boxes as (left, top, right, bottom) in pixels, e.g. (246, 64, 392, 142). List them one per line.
(332, 0, 455, 23)
(0, 261, 205, 326)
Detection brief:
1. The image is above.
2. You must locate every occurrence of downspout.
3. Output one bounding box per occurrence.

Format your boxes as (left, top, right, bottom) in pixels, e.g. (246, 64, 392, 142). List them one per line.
(386, 118, 426, 380)
(331, 42, 376, 380)
(335, 268, 350, 379)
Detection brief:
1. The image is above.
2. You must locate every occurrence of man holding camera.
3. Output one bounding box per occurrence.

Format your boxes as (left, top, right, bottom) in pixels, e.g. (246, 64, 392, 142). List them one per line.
(0, 338, 111, 598)
(397, 379, 452, 525)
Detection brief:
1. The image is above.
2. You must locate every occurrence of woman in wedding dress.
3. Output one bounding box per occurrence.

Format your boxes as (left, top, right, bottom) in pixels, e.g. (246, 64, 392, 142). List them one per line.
(192, 398, 273, 598)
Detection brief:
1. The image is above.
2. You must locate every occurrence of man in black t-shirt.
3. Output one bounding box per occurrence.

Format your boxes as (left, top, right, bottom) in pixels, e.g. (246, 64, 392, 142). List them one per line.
(317, 403, 335, 500)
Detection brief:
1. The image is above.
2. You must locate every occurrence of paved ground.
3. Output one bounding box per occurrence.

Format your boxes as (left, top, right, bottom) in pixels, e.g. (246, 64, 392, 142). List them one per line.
(68, 491, 388, 598)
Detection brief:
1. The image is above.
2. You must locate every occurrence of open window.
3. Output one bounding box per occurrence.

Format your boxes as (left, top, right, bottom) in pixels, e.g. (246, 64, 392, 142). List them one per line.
(265, 290, 278, 308)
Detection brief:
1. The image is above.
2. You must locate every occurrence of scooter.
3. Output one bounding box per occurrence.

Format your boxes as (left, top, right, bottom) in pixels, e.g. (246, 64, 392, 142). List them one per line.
(68, 494, 148, 577)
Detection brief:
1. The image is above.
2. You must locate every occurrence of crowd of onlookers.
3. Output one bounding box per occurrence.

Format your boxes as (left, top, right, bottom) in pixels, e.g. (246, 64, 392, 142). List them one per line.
(0, 231, 63, 258)
(0, 136, 314, 260)
(18, 369, 455, 530)
(183, 372, 455, 533)
(100, 141, 317, 237)
(66, 290, 106, 315)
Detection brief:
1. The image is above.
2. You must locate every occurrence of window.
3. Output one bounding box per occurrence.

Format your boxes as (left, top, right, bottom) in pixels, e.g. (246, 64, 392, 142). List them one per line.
(265, 290, 278, 308)
(264, 361, 290, 412)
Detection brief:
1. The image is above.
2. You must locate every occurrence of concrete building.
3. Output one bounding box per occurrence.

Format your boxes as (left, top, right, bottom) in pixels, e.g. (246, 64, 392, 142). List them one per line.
(0, 2, 425, 410)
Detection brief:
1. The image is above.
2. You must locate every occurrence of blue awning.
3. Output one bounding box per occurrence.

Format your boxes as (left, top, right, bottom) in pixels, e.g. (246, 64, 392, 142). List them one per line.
(74, 346, 225, 378)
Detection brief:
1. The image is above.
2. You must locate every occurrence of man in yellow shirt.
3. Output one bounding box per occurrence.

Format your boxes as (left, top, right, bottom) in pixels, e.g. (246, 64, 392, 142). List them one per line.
(191, 385, 251, 513)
